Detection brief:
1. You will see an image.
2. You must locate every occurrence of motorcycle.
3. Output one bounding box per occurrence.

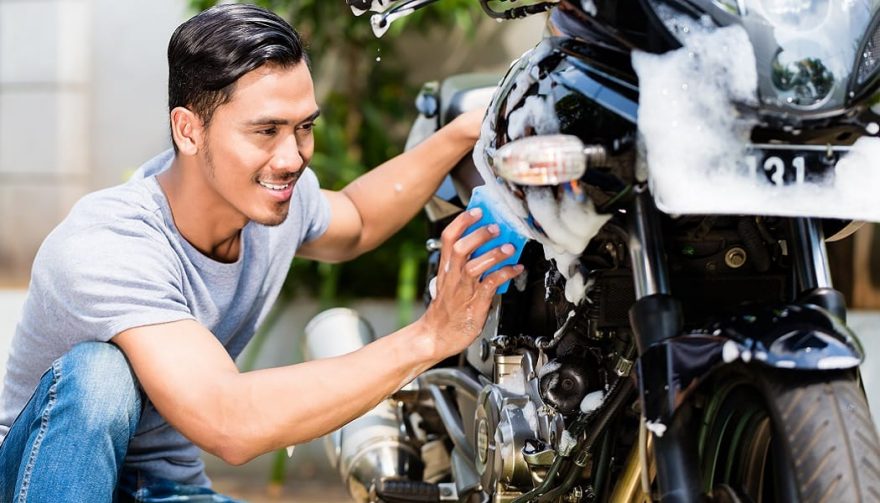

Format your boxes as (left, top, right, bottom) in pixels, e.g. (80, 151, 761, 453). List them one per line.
(306, 0, 880, 501)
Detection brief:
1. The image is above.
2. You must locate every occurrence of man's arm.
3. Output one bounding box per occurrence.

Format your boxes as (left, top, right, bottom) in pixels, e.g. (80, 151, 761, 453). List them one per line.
(113, 209, 521, 465)
(297, 109, 483, 263)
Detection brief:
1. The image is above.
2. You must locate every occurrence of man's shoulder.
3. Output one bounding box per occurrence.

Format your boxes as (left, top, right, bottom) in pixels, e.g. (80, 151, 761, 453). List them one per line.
(68, 178, 166, 234)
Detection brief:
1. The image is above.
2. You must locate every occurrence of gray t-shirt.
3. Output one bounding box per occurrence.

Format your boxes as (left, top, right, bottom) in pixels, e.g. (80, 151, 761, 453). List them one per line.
(0, 149, 331, 485)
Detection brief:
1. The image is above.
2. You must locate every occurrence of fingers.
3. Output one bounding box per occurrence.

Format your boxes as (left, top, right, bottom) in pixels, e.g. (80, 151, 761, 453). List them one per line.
(478, 264, 525, 297)
(439, 208, 503, 275)
(452, 223, 500, 259)
(464, 243, 515, 277)
(440, 208, 483, 248)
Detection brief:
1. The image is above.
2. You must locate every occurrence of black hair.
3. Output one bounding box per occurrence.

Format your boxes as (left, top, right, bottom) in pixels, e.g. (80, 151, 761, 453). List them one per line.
(167, 3, 308, 144)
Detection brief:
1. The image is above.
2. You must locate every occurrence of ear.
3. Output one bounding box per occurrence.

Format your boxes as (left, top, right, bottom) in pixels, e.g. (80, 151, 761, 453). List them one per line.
(170, 107, 204, 156)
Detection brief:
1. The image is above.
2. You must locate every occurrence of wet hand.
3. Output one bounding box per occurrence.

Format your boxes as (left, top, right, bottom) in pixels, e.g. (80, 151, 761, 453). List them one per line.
(422, 207, 524, 359)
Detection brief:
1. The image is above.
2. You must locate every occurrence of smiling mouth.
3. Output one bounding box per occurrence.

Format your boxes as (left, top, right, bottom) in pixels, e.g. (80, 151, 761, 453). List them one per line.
(258, 180, 292, 191)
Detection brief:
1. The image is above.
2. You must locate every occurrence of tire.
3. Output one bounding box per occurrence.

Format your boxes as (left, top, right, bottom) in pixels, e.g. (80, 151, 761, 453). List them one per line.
(698, 365, 880, 502)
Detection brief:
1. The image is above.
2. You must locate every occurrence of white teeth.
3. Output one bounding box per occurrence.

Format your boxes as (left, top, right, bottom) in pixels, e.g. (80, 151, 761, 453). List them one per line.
(258, 180, 290, 191)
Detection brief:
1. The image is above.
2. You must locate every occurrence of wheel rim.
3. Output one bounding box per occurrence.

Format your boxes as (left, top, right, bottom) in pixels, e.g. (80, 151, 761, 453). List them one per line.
(699, 377, 792, 502)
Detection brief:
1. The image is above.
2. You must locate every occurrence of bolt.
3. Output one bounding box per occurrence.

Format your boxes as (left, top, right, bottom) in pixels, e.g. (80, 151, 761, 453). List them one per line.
(425, 238, 441, 252)
(725, 247, 747, 269)
(480, 340, 491, 361)
(564, 486, 584, 502)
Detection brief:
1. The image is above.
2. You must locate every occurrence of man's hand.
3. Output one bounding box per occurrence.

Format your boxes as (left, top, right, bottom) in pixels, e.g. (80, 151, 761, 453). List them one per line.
(420, 207, 523, 360)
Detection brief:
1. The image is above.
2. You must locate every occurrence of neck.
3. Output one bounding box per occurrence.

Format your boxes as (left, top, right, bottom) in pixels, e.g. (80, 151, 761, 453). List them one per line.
(157, 155, 248, 263)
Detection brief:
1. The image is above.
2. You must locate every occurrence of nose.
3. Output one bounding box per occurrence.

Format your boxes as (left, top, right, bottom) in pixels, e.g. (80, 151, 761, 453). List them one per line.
(271, 132, 304, 173)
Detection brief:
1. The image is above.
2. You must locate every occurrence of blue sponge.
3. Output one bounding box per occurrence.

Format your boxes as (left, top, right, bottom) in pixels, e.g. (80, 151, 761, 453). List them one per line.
(462, 185, 529, 294)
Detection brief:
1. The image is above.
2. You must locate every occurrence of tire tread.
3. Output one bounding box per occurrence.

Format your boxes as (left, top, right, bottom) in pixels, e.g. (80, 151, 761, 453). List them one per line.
(765, 372, 880, 503)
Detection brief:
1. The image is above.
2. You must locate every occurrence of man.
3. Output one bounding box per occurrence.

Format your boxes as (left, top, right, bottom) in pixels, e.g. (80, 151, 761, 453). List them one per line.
(0, 4, 521, 501)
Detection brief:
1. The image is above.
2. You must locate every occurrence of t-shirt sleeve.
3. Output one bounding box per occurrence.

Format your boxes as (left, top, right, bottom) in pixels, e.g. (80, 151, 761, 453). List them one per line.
(296, 167, 331, 245)
(32, 218, 195, 345)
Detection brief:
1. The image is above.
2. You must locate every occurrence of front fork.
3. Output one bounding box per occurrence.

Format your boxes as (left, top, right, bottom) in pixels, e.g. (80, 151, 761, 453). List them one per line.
(625, 185, 844, 502)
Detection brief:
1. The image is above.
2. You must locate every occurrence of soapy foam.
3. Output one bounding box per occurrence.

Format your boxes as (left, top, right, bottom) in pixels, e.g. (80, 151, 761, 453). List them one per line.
(634, 18, 880, 222)
(471, 42, 611, 306)
(580, 390, 605, 414)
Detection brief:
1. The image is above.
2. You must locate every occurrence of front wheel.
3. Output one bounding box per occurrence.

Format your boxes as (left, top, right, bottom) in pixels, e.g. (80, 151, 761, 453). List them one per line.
(698, 365, 880, 502)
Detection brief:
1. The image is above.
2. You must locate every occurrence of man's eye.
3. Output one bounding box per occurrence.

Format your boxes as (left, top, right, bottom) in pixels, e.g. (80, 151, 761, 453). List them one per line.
(297, 122, 315, 132)
(257, 127, 277, 136)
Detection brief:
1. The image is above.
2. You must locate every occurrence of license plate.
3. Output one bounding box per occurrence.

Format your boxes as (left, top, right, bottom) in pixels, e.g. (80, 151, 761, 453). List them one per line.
(745, 144, 850, 186)
(648, 138, 880, 222)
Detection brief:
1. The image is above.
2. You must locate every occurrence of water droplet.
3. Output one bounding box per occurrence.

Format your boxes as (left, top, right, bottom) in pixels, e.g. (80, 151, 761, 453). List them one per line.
(376, 56, 381, 62)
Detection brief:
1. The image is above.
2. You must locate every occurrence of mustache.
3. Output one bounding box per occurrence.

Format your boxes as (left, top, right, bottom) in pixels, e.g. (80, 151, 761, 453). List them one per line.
(256, 171, 302, 185)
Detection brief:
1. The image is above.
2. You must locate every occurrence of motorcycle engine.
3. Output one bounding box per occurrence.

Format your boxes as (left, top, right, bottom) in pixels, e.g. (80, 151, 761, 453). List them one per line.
(473, 319, 611, 498)
(475, 351, 564, 497)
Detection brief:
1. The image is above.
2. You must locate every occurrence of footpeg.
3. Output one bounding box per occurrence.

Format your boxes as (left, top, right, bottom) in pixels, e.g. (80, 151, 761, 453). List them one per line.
(374, 479, 450, 502)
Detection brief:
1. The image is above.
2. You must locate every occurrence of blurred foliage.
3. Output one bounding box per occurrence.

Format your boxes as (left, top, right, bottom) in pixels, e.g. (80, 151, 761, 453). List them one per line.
(190, 0, 482, 300)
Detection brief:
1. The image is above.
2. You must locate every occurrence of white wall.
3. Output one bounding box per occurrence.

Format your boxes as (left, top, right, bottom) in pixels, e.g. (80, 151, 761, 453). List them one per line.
(0, 0, 188, 284)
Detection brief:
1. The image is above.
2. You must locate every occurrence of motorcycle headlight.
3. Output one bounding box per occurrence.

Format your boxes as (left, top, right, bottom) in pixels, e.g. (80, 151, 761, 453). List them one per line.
(857, 18, 880, 87)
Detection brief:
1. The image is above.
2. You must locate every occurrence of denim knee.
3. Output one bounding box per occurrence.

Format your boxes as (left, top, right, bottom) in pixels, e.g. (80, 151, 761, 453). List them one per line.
(56, 342, 142, 437)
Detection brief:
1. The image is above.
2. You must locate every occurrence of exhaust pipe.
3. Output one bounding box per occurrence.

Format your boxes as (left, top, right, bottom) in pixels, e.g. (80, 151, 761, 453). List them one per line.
(303, 308, 423, 502)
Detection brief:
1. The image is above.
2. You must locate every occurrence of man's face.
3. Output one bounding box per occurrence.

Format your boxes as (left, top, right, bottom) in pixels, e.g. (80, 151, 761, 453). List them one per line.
(197, 62, 319, 227)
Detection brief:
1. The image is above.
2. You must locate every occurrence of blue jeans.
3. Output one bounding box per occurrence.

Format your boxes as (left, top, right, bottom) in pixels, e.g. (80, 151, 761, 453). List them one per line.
(0, 342, 242, 502)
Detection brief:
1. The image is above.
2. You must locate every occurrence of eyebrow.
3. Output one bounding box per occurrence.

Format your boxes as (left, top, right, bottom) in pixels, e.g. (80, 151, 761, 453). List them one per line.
(246, 109, 321, 127)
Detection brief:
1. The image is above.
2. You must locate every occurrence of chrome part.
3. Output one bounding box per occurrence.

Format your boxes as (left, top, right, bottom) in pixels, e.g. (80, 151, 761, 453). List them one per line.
(724, 247, 748, 269)
(428, 385, 475, 462)
(303, 308, 376, 361)
(341, 418, 424, 502)
(565, 486, 584, 502)
(522, 444, 556, 466)
(425, 238, 442, 252)
(438, 482, 459, 501)
(476, 351, 566, 498)
(629, 187, 671, 298)
(791, 217, 833, 290)
(303, 309, 420, 502)
(451, 448, 482, 498)
(495, 354, 524, 384)
(369, 0, 441, 37)
(466, 298, 502, 376)
(418, 368, 483, 401)
(476, 386, 536, 494)
(614, 354, 635, 377)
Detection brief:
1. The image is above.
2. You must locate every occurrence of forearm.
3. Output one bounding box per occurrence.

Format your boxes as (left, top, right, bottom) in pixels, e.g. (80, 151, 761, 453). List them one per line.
(214, 318, 439, 463)
(341, 121, 475, 256)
